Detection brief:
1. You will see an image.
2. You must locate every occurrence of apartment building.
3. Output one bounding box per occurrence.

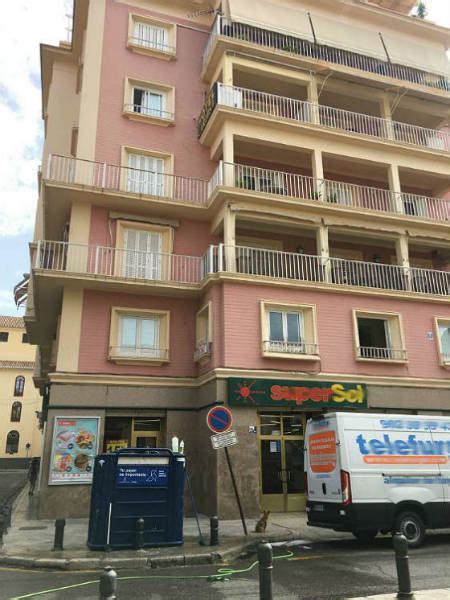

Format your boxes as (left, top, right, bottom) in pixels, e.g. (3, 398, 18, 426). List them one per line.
(24, 0, 450, 518)
(0, 317, 42, 468)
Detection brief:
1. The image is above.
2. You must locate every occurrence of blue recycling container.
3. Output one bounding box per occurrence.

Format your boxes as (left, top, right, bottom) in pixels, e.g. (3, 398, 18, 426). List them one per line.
(87, 448, 185, 550)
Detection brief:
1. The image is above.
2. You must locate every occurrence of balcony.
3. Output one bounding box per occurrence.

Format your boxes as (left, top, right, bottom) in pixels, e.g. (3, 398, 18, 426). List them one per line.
(46, 154, 209, 206)
(203, 16, 450, 94)
(206, 245, 450, 297)
(212, 162, 450, 223)
(262, 340, 319, 357)
(194, 341, 212, 361)
(198, 83, 450, 154)
(33, 240, 204, 287)
(357, 346, 408, 361)
(30, 241, 449, 299)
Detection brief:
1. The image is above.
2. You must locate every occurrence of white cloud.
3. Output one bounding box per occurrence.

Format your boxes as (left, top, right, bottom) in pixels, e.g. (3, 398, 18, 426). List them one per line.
(0, 290, 22, 316)
(0, 1, 71, 238)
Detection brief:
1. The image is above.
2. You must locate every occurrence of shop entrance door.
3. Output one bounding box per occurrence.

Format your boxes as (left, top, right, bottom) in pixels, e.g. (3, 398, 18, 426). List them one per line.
(131, 418, 161, 449)
(259, 414, 306, 512)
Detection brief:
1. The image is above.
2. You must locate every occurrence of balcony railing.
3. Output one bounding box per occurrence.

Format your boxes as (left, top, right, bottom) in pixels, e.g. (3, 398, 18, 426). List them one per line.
(33, 241, 450, 298)
(206, 245, 450, 297)
(34, 241, 204, 285)
(357, 346, 407, 360)
(123, 104, 175, 121)
(263, 340, 319, 355)
(194, 341, 212, 361)
(203, 16, 450, 93)
(198, 83, 450, 153)
(110, 346, 169, 360)
(127, 36, 176, 55)
(215, 162, 450, 223)
(46, 154, 209, 206)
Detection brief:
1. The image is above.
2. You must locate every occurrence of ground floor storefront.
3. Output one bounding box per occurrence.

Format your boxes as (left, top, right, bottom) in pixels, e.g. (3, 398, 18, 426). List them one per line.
(36, 375, 450, 519)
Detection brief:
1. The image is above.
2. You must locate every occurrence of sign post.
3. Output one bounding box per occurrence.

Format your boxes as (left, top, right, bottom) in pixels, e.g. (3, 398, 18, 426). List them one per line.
(206, 406, 247, 536)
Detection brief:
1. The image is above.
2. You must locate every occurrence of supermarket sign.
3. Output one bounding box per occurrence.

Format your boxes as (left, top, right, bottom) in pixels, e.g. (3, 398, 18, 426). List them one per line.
(228, 378, 367, 409)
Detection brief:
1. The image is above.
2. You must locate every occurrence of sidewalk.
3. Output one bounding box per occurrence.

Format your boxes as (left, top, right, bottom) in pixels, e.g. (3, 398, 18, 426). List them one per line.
(0, 483, 350, 571)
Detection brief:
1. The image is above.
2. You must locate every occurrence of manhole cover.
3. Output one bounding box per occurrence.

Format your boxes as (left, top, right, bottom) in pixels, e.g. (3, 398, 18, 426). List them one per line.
(19, 526, 48, 531)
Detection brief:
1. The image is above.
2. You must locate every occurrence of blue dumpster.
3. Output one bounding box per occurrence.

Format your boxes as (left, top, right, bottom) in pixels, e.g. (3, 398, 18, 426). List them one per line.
(87, 448, 185, 550)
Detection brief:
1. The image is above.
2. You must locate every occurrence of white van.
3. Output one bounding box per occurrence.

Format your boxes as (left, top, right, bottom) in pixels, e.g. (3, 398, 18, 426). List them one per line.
(305, 412, 450, 547)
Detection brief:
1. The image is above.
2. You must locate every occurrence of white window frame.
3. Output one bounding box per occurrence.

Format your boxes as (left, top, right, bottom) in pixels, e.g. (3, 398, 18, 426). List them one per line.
(434, 318, 450, 367)
(131, 87, 167, 119)
(194, 302, 213, 362)
(126, 153, 165, 197)
(118, 314, 161, 358)
(260, 301, 319, 359)
(122, 227, 163, 281)
(128, 14, 176, 59)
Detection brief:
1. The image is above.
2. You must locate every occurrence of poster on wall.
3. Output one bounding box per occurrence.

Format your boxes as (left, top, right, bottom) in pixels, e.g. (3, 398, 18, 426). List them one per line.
(49, 417, 100, 485)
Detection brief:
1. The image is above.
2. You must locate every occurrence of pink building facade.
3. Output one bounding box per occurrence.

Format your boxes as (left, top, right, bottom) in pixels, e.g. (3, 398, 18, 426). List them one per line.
(26, 0, 450, 518)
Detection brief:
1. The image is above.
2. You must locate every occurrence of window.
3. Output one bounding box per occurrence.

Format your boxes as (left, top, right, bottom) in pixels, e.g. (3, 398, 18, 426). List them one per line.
(14, 375, 25, 397)
(132, 87, 167, 118)
(10, 401, 22, 422)
(109, 308, 170, 363)
(0, 331, 8, 342)
(124, 79, 175, 124)
(126, 153, 165, 196)
(128, 15, 176, 58)
(435, 319, 450, 366)
(195, 303, 212, 361)
(22, 333, 29, 343)
(261, 302, 318, 358)
(5, 430, 19, 454)
(354, 310, 407, 361)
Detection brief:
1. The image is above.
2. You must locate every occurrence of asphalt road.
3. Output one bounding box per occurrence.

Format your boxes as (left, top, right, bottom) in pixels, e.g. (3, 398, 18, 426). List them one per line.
(0, 470, 27, 506)
(2, 533, 450, 600)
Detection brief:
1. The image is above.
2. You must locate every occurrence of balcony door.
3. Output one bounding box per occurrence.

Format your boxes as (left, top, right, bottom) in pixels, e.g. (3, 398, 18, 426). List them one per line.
(123, 228, 162, 280)
(127, 153, 165, 196)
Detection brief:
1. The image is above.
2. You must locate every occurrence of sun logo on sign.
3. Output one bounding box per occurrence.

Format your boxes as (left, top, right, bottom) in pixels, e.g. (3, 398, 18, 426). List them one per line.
(234, 380, 265, 405)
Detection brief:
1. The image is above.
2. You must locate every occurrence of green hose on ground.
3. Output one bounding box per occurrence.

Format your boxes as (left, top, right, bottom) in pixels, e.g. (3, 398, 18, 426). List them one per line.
(9, 550, 294, 600)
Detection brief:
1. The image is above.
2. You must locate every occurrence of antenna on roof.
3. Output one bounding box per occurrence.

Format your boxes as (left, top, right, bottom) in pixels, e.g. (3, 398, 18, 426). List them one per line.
(187, 4, 221, 18)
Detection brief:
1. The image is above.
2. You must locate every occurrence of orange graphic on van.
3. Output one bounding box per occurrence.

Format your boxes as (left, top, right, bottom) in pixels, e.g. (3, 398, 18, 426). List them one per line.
(363, 455, 448, 465)
(309, 431, 337, 473)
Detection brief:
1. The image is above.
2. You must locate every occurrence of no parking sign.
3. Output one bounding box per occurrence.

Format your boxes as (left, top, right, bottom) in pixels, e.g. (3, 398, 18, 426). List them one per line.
(206, 406, 233, 434)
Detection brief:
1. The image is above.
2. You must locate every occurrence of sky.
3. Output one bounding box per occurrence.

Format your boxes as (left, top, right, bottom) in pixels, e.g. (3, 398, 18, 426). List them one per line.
(0, 1, 449, 316)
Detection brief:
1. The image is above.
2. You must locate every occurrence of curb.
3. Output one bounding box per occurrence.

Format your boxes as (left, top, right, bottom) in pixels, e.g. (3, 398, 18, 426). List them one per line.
(0, 541, 257, 571)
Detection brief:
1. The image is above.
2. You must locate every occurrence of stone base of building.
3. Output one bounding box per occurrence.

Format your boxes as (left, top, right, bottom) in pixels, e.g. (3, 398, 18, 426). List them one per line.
(36, 375, 450, 520)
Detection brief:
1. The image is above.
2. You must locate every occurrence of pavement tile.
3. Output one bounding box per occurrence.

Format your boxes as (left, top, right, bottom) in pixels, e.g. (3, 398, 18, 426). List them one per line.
(150, 555, 185, 567)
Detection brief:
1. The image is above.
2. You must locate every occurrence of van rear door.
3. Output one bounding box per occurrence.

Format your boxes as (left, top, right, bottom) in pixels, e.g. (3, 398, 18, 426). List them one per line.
(305, 415, 341, 504)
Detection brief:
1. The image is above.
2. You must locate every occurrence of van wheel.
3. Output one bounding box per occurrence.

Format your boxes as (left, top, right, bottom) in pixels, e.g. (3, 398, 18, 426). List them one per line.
(352, 530, 378, 543)
(394, 511, 426, 548)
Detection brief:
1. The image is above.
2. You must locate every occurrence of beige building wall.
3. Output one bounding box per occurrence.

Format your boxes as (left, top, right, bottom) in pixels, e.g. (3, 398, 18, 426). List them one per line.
(0, 317, 42, 462)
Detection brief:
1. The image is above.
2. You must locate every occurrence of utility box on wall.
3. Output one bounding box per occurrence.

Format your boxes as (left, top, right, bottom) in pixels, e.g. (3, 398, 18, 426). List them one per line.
(87, 448, 185, 550)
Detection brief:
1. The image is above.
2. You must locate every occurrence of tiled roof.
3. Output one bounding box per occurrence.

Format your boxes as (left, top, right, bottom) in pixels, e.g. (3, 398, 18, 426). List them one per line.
(0, 316, 25, 329)
(0, 360, 34, 370)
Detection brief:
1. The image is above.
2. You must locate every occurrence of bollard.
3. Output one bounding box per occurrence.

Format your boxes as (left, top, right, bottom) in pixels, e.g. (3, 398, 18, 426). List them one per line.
(52, 518, 66, 551)
(135, 517, 145, 549)
(258, 542, 273, 600)
(393, 533, 414, 599)
(0, 514, 5, 547)
(99, 566, 117, 600)
(210, 516, 219, 546)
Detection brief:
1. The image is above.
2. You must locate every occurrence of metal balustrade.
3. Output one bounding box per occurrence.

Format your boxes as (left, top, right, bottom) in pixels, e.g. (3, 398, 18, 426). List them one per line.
(46, 154, 209, 206)
(109, 346, 169, 360)
(203, 16, 450, 93)
(357, 346, 407, 360)
(207, 245, 450, 297)
(194, 341, 212, 361)
(263, 340, 319, 355)
(123, 104, 175, 120)
(34, 241, 204, 285)
(127, 36, 176, 55)
(198, 83, 450, 153)
(220, 162, 450, 222)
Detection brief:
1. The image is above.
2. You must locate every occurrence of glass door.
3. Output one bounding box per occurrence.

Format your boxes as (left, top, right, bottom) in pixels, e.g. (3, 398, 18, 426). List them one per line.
(131, 418, 161, 448)
(259, 413, 306, 512)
